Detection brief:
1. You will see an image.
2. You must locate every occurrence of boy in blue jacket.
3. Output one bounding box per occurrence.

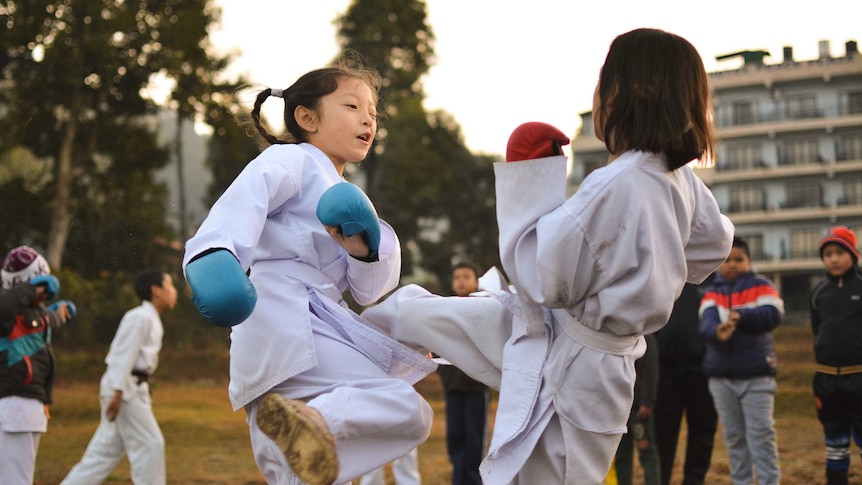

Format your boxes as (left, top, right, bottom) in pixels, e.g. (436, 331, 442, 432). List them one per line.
(699, 236, 783, 485)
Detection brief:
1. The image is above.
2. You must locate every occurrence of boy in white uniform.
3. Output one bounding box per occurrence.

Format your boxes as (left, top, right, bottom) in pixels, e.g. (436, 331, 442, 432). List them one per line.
(61, 269, 177, 485)
(363, 28, 734, 485)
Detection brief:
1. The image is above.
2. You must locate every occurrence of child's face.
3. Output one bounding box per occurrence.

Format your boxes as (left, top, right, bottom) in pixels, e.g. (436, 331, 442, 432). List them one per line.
(822, 243, 855, 277)
(152, 274, 178, 312)
(452, 268, 479, 297)
(719, 247, 750, 282)
(304, 76, 377, 171)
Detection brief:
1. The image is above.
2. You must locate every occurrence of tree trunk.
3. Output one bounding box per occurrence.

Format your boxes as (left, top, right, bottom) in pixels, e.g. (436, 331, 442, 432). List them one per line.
(46, 103, 79, 269)
(175, 110, 188, 239)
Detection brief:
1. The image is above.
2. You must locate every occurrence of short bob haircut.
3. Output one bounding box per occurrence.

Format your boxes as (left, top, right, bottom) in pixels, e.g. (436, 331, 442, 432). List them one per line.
(596, 28, 715, 170)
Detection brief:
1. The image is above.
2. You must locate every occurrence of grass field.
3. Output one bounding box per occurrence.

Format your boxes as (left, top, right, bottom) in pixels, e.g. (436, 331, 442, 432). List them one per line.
(34, 324, 855, 484)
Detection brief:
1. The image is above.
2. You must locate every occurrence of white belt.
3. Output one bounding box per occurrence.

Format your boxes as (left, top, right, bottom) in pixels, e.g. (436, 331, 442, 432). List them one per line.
(252, 259, 343, 302)
(550, 308, 640, 355)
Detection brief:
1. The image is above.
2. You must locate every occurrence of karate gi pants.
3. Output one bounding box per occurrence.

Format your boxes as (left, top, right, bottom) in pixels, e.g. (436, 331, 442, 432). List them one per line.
(0, 429, 41, 485)
(245, 318, 433, 485)
(362, 285, 630, 485)
(61, 385, 165, 485)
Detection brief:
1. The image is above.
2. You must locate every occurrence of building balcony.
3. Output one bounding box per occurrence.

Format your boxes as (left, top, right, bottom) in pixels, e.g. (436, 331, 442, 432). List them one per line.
(750, 255, 824, 274)
(710, 158, 862, 184)
(715, 112, 862, 139)
(725, 200, 862, 224)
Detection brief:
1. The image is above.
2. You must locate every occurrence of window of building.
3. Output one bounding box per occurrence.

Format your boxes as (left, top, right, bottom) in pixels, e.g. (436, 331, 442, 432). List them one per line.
(780, 137, 819, 165)
(784, 182, 822, 209)
(726, 143, 763, 170)
(837, 133, 862, 162)
(845, 91, 862, 115)
(729, 185, 766, 212)
(786, 95, 818, 119)
(790, 229, 820, 259)
(841, 178, 862, 205)
(742, 233, 767, 260)
(732, 101, 755, 125)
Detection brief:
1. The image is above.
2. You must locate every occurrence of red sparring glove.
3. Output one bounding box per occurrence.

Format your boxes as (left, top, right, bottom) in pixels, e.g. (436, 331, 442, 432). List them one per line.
(505, 122, 571, 162)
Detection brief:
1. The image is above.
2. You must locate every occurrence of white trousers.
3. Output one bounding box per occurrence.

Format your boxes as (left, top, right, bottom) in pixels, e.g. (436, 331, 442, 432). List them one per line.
(358, 447, 421, 485)
(0, 429, 41, 485)
(246, 319, 433, 485)
(60, 388, 165, 485)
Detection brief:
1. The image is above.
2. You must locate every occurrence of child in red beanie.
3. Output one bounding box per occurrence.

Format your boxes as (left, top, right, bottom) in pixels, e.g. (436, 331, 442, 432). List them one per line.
(810, 225, 862, 485)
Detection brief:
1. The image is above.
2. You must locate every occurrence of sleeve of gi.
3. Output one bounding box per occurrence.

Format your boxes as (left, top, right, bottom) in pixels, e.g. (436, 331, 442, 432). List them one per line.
(104, 310, 148, 395)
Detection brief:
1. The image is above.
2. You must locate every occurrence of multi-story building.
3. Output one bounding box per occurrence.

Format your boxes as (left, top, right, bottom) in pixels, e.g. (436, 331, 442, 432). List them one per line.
(568, 39, 862, 318)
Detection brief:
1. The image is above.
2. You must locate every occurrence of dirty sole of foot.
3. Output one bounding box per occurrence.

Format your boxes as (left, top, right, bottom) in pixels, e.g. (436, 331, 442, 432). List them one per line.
(257, 394, 339, 485)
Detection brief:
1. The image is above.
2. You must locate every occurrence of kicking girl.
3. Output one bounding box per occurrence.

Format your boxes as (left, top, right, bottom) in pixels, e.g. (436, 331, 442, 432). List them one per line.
(183, 57, 435, 485)
(363, 28, 735, 484)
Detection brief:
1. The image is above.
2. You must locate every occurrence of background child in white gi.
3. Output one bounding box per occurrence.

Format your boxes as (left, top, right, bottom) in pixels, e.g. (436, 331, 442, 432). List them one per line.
(183, 58, 435, 485)
(363, 28, 734, 485)
(61, 269, 177, 485)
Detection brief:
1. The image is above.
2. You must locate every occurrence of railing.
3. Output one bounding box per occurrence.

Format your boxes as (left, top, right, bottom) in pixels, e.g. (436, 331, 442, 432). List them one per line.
(716, 101, 862, 128)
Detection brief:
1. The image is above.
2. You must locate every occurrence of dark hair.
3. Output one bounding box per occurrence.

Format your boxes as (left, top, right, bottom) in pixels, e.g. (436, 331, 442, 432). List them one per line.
(251, 53, 381, 146)
(452, 261, 481, 279)
(597, 28, 715, 170)
(134, 269, 165, 301)
(731, 236, 750, 259)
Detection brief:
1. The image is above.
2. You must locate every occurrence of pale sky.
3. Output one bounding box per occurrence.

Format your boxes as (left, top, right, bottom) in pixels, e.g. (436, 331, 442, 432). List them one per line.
(209, 0, 861, 157)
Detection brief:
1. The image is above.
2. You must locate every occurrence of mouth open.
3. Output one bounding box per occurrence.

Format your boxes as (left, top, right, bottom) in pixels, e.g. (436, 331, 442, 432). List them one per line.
(358, 133, 371, 142)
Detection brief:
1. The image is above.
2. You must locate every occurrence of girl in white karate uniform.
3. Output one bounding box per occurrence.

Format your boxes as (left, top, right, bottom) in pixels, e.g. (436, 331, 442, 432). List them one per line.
(183, 59, 435, 485)
(363, 28, 735, 485)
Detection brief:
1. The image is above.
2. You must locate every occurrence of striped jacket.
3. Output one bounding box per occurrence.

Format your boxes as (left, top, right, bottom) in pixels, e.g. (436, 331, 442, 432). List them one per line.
(699, 270, 784, 378)
(0, 283, 63, 403)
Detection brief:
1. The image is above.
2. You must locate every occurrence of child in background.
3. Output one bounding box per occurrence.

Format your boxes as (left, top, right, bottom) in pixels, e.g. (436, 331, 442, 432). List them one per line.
(62, 270, 177, 485)
(0, 246, 75, 485)
(438, 262, 489, 485)
(613, 333, 661, 485)
(700, 236, 783, 485)
(654, 281, 718, 485)
(364, 28, 734, 484)
(183, 56, 435, 485)
(809, 226, 862, 485)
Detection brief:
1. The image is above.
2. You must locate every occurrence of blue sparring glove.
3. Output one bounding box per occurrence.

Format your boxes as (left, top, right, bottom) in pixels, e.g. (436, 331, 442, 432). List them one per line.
(47, 300, 77, 320)
(29, 274, 60, 300)
(316, 182, 381, 260)
(185, 249, 257, 327)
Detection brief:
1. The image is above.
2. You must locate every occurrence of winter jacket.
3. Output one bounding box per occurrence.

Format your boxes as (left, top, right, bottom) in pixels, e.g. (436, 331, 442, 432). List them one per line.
(699, 271, 784, 378)
(810, 266, 862, 367)
(0, 283, 63, 404)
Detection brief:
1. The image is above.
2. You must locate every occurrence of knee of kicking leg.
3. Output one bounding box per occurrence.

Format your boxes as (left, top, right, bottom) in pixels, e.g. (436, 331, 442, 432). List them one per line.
(393, 390, 433, 446)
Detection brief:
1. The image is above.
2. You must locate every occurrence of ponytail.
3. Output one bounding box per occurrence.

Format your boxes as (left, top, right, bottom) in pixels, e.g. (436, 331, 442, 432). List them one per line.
(250, 88, 295, 145)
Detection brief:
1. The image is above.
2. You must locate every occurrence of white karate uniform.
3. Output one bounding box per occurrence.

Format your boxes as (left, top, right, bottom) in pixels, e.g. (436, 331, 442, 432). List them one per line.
(0, 396, 47, 485)
(363, 151, 734, 485)
(61, 300, 166, 485)
(183, 143, 436, 484)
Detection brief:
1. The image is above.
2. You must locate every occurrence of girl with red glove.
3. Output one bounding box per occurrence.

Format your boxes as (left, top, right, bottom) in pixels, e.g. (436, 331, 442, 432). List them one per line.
(364, 28, 734, 484)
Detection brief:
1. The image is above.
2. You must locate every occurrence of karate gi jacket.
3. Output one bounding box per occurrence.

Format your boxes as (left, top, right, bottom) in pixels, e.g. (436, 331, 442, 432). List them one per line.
(482, 151, 734, 483)
(184, 143, 434, 411)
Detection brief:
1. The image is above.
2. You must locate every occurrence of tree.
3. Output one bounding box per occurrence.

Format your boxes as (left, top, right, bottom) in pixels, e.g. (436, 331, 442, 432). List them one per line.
(202, 90, 262, 205)
(336, 0, 500, 288)
(0, 0, 225, 268)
